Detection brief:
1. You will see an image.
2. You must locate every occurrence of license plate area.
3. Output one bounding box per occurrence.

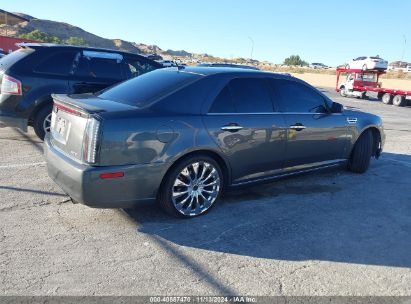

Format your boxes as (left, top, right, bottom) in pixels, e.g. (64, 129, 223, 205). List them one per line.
(51, 113, 71, 145)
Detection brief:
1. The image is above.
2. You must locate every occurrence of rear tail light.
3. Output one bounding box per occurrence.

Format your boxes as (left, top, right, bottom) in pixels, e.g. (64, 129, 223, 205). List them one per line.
(83, 117, 101, 164)
(1, 74, 22, 95)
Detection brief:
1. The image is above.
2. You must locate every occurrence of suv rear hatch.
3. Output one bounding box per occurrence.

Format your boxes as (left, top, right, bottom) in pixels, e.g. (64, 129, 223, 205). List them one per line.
(50, 94, 135, 164)
(0, 48, 34, 90)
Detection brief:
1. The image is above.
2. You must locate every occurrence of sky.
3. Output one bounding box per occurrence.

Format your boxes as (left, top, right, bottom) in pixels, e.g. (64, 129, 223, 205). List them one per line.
(2, 0, 411, 66)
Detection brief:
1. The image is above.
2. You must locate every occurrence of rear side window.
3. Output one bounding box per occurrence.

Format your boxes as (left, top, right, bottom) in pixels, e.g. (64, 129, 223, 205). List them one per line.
(72, 52, 125, 81)
(0, 48, 34, 71)
(209, 86, 235, 113)
(98, 69, 201, 108)
(229, 78, 273, 113)
(209, 78, 273, 113)
(34, 51, 77, 75)
(268, 79, 327, 113)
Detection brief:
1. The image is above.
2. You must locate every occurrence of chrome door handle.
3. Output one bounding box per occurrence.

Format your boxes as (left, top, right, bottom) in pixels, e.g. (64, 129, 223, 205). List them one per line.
(289, 124, 306, 131)
(221, 124, 243, 132)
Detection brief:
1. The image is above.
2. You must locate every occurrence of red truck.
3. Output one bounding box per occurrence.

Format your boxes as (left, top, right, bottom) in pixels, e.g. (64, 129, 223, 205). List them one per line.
(336, 68, 411, 107)
(0, 35, 40, 54)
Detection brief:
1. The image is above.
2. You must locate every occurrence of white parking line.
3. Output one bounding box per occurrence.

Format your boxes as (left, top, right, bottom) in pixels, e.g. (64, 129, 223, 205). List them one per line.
(0, 162, 46, 169)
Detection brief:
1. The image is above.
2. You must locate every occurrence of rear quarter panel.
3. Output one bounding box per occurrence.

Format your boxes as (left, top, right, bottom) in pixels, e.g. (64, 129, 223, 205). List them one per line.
(98, 114, 225, 168)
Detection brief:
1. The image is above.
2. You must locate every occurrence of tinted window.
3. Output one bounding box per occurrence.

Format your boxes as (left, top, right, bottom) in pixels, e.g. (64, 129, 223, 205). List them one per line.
(99, 69, 201, 107)
(125, 58, 158, 78)
(34, 51, 77, 75)
(229, 78, 273, 113)
(72, 53, 125, 80)
(0, 48, 34, 71)
(209, 86, 235, 113)
(269, 79, 327, 113)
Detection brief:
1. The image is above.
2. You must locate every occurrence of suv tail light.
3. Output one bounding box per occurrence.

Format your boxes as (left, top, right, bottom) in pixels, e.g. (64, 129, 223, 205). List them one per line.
(1, 75, 22, 95)
(83, 117, 101, 164)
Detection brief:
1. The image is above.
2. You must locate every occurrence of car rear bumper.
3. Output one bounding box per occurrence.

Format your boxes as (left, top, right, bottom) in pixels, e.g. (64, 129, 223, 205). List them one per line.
(0, 111, 28, 131)
(44, 136, 167, 208)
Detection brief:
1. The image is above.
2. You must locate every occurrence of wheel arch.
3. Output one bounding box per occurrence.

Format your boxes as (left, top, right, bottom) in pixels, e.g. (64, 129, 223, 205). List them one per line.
(28, 95, 53, 124)
(354, 126, 382, 159)
(159, 149, 231, 191)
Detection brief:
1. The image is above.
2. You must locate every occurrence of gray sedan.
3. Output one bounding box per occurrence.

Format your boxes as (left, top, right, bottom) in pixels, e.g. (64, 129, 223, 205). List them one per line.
(44, 67, 385, 218)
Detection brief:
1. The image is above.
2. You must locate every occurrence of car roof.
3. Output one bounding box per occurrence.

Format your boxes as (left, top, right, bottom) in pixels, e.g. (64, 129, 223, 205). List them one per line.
(174, 66, 292, 79)
(18, 43, 150, 58)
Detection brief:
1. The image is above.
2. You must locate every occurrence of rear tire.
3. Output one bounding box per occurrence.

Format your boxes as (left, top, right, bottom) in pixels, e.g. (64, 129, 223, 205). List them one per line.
(348, 130, 373, 174)
(32, 105, 52, 141)
(381, 93, 392, 105)
(392, 94, 406, 107)
(158, 155, 223, 218)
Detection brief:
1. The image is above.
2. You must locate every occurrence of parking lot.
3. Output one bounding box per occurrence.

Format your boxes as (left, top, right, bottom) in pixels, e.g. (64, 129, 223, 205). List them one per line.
(1, 88, 410, 296)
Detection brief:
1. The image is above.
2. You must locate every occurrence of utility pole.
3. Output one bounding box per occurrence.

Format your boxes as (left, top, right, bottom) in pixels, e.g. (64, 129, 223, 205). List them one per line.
(248, 36, 254, 60)
(5, 12, 8, 36)
(401, 35, 407, 62)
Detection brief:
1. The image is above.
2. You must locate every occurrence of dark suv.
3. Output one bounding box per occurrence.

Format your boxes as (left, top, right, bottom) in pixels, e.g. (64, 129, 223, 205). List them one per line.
(0, 44, 162, 139)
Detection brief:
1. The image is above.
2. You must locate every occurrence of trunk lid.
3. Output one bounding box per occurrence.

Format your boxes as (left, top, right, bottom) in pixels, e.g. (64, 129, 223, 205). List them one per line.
(50, 94, 135, 163)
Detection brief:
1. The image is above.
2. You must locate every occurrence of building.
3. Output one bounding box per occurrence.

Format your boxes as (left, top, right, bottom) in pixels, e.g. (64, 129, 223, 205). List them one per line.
(0, 9, 30, 26)
(0, 9, 38, 53)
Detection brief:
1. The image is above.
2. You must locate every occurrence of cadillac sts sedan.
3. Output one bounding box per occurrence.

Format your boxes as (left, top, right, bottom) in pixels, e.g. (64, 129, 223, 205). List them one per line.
(45, 67, 385, 218)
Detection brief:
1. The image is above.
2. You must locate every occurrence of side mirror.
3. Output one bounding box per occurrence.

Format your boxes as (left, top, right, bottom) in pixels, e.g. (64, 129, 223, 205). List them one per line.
(331, 102, 343, 113)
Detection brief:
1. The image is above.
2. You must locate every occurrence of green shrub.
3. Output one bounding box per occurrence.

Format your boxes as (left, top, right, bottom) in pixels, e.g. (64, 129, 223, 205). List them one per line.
(19, 30, 62, 44)
(283, 55, 308, 66)
(64, 37, 87, 46)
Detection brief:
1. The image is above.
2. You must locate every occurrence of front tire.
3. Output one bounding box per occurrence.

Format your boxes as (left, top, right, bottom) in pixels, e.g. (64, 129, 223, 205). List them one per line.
(32, 105, 52, 141)
(340, 86, 347, 97)
(158, 155, 223, 218)
(348, 130, 373, 174)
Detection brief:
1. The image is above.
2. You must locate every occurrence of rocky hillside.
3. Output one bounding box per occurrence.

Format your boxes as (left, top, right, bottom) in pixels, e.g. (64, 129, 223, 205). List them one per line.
(0, 12, 209, 60)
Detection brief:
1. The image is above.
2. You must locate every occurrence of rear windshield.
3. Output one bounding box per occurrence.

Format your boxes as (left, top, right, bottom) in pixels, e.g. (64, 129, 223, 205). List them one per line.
(0, 48, 34, 71)
(98, 69, 202, 108)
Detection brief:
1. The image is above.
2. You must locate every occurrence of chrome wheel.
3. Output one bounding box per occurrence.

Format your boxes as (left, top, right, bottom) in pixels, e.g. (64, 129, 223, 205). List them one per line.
(171, 161, 221, 216)
(43, 113, 52, 134)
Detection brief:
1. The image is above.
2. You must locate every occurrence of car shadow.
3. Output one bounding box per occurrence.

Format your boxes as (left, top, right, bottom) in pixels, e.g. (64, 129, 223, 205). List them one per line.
(123, 152, 411, 268)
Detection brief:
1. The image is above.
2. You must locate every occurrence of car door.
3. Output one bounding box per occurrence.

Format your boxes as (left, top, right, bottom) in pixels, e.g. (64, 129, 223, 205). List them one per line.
(69, 51, 126, 94)
(203, 77, 287, 184)
(268, 78, 350, 169)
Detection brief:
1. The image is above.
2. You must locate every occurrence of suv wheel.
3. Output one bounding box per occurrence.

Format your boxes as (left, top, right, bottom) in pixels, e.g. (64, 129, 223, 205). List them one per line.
(33, 106, 52, 140)
(158, 155, 223, 218)
(348, 130, 373, 174)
